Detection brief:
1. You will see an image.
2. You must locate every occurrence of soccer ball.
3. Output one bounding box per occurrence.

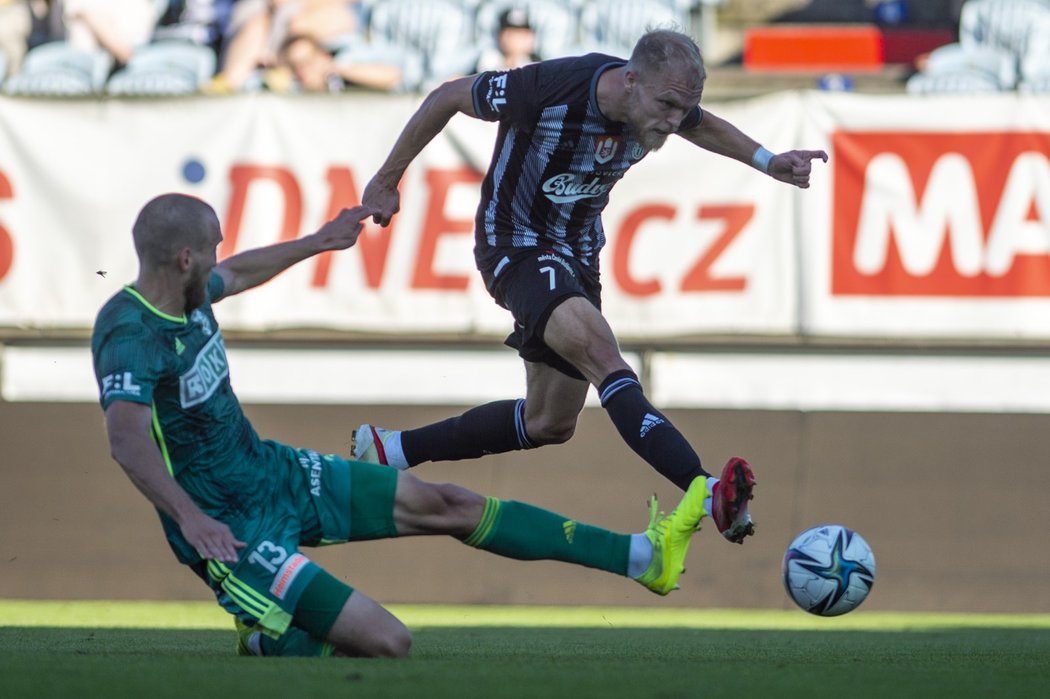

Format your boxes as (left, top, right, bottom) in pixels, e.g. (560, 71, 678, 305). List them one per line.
(782, 524, 876, 616)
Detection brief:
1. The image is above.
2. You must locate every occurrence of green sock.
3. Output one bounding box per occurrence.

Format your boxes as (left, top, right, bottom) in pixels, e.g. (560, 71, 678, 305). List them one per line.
(464, 497, 630, 576)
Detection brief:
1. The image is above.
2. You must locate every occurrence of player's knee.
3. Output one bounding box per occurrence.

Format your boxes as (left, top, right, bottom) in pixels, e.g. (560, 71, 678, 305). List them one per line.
(372, 626, 412, 658)
(525, 415, 577, 445)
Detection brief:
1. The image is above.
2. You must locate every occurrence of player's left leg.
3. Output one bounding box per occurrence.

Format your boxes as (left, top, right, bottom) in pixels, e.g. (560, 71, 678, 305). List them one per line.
(544, 296, 709, 491)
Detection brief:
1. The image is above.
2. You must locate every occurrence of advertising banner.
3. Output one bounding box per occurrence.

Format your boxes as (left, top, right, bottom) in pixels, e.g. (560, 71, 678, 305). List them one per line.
(1, 91, 1048, 340)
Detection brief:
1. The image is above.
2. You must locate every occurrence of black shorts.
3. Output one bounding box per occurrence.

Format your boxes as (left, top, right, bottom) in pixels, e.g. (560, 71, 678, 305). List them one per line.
(480, 248, 601, 380)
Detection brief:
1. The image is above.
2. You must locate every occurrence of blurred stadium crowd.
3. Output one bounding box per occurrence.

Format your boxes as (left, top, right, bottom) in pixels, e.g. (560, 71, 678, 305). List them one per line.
(0, 0, 1047, 96)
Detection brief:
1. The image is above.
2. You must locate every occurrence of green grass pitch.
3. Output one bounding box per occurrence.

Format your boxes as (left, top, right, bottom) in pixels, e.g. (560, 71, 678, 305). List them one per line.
(2, 601, 1048, 699)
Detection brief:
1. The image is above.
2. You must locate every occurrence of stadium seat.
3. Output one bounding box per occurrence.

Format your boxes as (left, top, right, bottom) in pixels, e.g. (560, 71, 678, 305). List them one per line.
(367, 0, 478, 86)
(959, 0, 1050, 57)
(906, 68, 1005, 94)
(333, 38, 426, 93)
(578, 0, 688, 57)
(915, 42, 1018, 89)
(106, 41, 217, 96)
(475, 0, 584, 59)
(2, 41, 114, 97)
(905, 41, 1019, 93)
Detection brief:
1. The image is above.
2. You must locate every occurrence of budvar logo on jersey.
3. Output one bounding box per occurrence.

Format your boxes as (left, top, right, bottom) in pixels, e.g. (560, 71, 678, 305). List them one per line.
(594, 135, 620, 164)
(832, 131, 1050, 296)
(541, 173, 615, 203)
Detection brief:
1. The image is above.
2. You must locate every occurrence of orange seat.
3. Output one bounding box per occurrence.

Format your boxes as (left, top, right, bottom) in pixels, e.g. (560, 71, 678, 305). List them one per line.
(744, 25, 885, 72)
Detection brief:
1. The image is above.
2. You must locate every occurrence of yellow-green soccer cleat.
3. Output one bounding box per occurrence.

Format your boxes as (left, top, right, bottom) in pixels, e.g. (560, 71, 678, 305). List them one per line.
(235, 618, 261, 656)
(635, 476, 710, 595)
(351, 423, 395, 465)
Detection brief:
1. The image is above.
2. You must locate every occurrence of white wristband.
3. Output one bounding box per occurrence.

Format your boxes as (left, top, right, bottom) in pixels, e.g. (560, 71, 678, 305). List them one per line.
(751, 146, 774, 173)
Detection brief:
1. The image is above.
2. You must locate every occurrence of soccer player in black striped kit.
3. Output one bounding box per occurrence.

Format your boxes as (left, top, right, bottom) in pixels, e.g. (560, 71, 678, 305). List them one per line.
(360, 29, 828, 544)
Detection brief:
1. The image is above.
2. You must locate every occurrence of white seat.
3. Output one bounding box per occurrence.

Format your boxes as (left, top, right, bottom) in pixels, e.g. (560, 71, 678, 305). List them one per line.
(922, 42, 1018, 88)
(3, 41, 113, 96)
(106, 41, 216, 96)
(333, 37, 426, 92)
(367, 0, 477, 84)
(578, 0, 688, 57)
(906, 69, 1005, 94)
(475, 0, 583, 59)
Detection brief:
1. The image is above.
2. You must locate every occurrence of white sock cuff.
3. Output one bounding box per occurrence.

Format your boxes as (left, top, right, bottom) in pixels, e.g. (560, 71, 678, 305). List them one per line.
(627, 532, 653, 579)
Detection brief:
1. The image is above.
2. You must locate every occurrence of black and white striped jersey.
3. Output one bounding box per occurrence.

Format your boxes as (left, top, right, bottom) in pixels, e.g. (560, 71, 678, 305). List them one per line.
(470, 53, 702, 270)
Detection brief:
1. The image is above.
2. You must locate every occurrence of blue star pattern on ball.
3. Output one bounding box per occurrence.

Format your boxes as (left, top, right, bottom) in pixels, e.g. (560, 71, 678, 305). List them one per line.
(783, 524, 876, 616)
(796, 529, 875, 613)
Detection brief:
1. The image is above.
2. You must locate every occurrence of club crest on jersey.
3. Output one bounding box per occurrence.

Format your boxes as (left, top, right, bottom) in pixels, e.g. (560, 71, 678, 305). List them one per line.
(594, 135, 621, 164)
(190, 309, 212, 335)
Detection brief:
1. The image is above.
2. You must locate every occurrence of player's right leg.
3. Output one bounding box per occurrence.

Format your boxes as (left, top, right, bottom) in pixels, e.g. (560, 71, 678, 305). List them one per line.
(353, 249, 592, 469)
(324, 590, 411, 658)
(391, 468, 707, 595)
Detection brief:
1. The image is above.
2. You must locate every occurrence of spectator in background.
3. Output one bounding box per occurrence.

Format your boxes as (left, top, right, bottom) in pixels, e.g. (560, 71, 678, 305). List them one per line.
(0, 0, 33, 78)
(208, 0, 362, 93)
(267, 33, 403, 92)
(152, 0, 235, 50)
(474, 6, 540, 73)
(58, 0, 158, 65)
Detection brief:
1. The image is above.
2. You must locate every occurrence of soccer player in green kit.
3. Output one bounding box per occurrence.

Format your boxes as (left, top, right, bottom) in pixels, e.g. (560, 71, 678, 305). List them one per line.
(93, 193, 713, 658)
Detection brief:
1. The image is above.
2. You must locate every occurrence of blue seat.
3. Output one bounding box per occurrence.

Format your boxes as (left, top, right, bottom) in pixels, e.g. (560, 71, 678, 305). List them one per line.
(106, 41, 217, 96)
(3, 41, 113, 96)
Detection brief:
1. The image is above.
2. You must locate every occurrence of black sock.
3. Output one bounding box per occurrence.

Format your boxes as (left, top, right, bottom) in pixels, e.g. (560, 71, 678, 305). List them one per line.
(598, 369, 707, 490)
(401, 399, 535, 466)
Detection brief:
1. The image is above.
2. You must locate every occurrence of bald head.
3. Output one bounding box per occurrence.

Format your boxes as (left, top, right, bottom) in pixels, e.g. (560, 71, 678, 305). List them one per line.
(627, 29, 706, 90)
(132, 193, 220, 268)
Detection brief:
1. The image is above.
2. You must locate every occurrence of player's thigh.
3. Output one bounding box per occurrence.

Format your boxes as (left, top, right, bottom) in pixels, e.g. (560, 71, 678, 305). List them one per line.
(299, 450, 399, 544)
(327, 588, 411, 658)
(542, 296, 630, 384)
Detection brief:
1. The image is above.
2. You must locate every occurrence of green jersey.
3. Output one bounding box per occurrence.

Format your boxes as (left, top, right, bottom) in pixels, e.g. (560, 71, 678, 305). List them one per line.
(91, 273, 279, 563)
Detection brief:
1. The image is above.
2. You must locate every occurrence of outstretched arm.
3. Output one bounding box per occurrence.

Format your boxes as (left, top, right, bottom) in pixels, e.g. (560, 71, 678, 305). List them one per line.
(363, 75, 479, 226)
(214, 204, 375, 299)
(105, 401, 245, 563)
(678, 109, 828, 189)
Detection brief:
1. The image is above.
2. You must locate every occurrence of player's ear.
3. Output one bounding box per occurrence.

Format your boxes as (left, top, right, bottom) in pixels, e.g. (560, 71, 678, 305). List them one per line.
(177, 247, 193, 272)
(623, 68, 637, 92)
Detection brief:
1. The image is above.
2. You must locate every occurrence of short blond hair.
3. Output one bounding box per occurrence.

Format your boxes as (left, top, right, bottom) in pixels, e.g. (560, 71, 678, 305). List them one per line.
(627, 29, 706, 85)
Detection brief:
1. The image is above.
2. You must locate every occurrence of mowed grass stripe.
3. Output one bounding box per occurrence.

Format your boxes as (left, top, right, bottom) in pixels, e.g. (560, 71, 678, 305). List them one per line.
(2, 599, 1049, 630)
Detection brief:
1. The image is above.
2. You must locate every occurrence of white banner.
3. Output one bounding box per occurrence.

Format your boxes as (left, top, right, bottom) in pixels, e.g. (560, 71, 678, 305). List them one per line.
(1, 91, 1048, 340)
(799, 92, 1050, 339)
(0, 91, 801, 339)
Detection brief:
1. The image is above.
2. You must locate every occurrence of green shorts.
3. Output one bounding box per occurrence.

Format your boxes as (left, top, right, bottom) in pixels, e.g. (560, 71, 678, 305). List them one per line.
(204, 447, 398, 638)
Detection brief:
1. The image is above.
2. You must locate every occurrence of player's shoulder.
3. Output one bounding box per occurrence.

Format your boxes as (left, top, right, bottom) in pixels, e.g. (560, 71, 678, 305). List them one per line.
(524, 52, 623, 105)
(92, 288, 160, 349)
(534, 52, 623, 82)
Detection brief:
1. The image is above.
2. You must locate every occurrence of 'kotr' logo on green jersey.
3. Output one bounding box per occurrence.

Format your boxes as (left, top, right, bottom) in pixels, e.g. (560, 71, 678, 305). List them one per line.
(180, 332, 229, 408)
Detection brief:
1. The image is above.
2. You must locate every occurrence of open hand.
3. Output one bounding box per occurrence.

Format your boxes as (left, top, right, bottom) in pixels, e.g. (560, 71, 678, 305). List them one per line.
(181, 512, 247, 564)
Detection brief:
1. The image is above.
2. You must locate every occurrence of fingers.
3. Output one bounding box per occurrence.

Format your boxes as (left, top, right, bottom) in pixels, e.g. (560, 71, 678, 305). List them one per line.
(197, 536, 245, 564)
